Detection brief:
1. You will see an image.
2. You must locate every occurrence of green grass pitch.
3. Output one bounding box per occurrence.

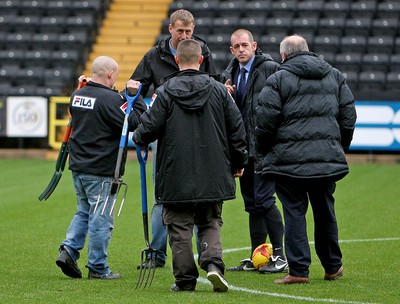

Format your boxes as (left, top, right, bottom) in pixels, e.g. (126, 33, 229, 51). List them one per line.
(0, 157, 399, 303)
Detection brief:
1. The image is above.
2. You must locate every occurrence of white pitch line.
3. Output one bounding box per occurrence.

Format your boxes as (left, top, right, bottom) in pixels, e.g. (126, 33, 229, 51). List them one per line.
(221, 237, 400, 254)
(195, 237, 400, 303)
(197, 277, 376, 304)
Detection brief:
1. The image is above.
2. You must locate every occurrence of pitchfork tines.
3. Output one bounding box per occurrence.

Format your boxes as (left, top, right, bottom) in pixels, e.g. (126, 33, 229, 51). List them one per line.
(94, 178, 128, 216)
(136, 245, 157, 289)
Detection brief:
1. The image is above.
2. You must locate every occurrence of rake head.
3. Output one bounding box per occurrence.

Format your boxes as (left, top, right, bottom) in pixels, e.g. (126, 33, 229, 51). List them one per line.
(136, 248, 157, 289)
(38, 171, 63, 201)
(93, 179, 128, 216)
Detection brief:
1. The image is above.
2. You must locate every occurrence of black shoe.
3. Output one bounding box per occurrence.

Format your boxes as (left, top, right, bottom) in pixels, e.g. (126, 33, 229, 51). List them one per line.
(136, 258, 165, 269)
(227, 258, 256, 271)
(170, 284, 195, 292)
(56, 248, 82, 279)
(88, 270, 122, 279)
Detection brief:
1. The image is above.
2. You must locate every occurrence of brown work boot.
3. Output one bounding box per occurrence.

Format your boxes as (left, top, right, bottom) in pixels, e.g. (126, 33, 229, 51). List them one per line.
(324, 265, 344, 281)
(275, 274, 309, 284)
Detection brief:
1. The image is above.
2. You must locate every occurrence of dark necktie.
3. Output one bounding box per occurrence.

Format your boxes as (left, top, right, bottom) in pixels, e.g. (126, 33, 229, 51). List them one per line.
(236, 68, 248, 108)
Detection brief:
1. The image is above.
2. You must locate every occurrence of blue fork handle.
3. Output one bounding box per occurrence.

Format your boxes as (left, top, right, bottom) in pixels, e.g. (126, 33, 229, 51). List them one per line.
(136, 144, 150, 244)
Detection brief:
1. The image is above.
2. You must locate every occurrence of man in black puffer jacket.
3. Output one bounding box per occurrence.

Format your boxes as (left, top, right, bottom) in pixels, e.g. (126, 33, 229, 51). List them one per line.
(255, 35, 357, 284)
(220, 29, 287, 274)
(132, 39, 248, 293)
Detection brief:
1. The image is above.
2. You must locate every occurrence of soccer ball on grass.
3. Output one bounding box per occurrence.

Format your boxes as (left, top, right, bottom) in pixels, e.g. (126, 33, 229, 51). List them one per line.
(252, 243, 273, 270)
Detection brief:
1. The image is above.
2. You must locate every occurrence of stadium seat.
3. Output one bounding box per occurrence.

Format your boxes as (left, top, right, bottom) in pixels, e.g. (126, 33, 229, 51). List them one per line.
(46, 0, 73, 17)
(395, 37, 400, 53)
(24, 50, 53, 69)
(239, 17, 266, 35)
(40, 16, 67, 33)
(322, 1, 350, 18)
(15, 67, 45, 86)
(194, 17, 213, 35)
(389, 54, 400, 72)
(335, 52, 363, 73)
(296, 0, 324, 18)
(270, 0, 298, 18)
(376, 1, 400, 19)
(21, 0, 47, 16)
(7, 85, 38, 96)
(192, 1, 219, 18)
(291, 17, 319, 36)
(0, 64, 20, 83)
(318, 52, 336, 65)
(358, 71, 386, 91)
(0, 13, 18, 33)
(218, 0, 246, 17)
(340, 36, 367, 54)
(31, 33, 60, 51)
(44, 68, 74, 87)
(0, 0, 21, 15)
(341, 70, 359, 92)
(313, 35, 341, 54)
(367, 36, 394, 54)
(243, 0, 271, 17)
(361, 53, 390, 73)
(264, 16, 292, 36)
(317, 17, 345, 36)
(168, 0, 196, 14)
(213, 17, 241, 34)
(36, 86, 64, 97)
(371, 18, 398, 36)
(349, 1, 377, 18)
(211, 51, 232, 72)
(206, 34, 231, 52)
(0, 50, 25, 66)
(5, 32, 33, 50)
(260, 34, 284, 56)
(385, 71, 400, 91)
(344, 17, 372, 36)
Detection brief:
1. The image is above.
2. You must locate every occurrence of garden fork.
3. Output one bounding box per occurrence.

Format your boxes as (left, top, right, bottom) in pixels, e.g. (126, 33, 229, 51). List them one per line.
(94, 85, 142, 216)
(135, 144, 157, 289)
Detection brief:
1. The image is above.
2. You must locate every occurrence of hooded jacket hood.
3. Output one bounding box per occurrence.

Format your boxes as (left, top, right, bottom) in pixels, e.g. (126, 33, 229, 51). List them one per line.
(164, 70, 214, 112)
(280, 51, 332, 80)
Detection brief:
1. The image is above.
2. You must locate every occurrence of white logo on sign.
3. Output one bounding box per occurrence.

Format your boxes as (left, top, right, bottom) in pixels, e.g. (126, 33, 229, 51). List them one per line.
(72, 95, 96, 109)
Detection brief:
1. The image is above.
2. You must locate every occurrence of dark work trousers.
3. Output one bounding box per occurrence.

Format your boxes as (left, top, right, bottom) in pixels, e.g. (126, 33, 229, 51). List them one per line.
(163, 202, 224, 289)
(275, 178, 343, 278)
(240, 158, 285, 257)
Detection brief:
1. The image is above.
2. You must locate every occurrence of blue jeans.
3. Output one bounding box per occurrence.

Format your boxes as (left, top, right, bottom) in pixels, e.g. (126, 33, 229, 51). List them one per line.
(61, 172, 115, 275)
(150, 141, 201, 264)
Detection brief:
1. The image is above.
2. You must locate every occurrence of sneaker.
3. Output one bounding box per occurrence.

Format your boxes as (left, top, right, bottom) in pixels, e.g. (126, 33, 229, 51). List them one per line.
(207, 270, 229, 292)
(170, 284, 196, 292)
(136, 258, 165, 269)
(88, 270, 122, 279)
(227, 258, 256, 271)
(56, 248, 82, 278)
(259, 256, 288, 274)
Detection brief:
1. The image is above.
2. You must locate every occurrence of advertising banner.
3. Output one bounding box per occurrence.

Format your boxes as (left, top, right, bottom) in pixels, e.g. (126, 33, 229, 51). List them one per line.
(350, 101, 400, 151)
(6, 96, 48, 137)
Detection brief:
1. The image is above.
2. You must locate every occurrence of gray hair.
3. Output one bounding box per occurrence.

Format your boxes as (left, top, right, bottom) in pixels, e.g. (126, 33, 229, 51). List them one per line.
(280, 34, 309, 56)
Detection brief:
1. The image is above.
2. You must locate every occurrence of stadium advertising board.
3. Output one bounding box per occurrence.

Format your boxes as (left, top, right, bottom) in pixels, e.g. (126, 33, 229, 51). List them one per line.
(350, 101, 400, 151)
(6, 96, 48, 137)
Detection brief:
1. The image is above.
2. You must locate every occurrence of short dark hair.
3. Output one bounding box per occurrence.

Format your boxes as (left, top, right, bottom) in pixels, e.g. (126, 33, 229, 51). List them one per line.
(176, 39, 201, 65)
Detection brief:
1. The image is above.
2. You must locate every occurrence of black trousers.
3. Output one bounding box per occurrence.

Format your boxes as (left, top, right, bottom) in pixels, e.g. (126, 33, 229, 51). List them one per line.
(275, 178, 343, 278)
(240, 158, 284, 256)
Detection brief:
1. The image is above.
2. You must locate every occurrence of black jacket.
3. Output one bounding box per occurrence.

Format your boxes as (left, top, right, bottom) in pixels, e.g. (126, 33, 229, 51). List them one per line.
(132, 70, 248, 204)
(255, 52, 357, 180)
(220, 49, 279, 159)
(68, 81, 147, 176)
(130, 36, 217, 97)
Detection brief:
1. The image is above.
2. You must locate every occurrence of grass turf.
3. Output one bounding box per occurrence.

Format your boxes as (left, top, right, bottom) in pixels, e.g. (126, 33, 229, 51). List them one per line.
(0, 158, 399, 303)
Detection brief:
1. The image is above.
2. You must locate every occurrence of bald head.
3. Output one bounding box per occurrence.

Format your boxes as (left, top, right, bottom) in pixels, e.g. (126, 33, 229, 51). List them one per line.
(175, 39, 203, 70)
(280, 35, 309, 57)
(91, 56, 119, 88)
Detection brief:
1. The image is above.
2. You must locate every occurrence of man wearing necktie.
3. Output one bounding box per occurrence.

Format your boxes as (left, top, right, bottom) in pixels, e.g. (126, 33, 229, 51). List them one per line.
(221, 29, 288, 274)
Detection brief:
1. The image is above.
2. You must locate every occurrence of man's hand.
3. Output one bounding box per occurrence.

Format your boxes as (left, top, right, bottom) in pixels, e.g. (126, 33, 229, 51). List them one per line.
(233, 168, 244, 178)
(126, 79, 141, 95)
(225, 79, 236, 95)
